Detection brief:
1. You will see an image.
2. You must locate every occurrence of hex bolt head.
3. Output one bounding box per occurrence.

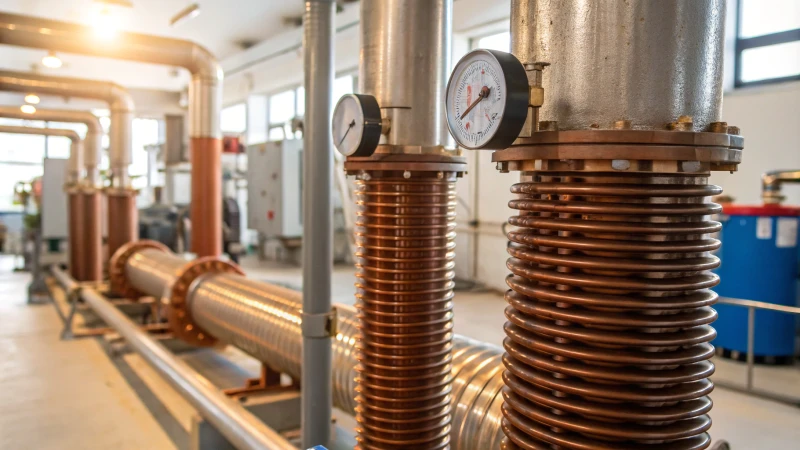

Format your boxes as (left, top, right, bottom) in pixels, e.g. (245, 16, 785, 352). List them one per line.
(728, 126, 741, 135)
(403, 170, 411, 179)
(708, 122, 728, 133)
(360, 171, 371, 181)
(614, 120, 632, 130)
(437, 172, 444, 180)
(611, 160, 631, 171)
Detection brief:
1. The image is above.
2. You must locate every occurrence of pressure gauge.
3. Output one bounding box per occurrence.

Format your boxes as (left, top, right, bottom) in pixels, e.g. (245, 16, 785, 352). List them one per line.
(445, 49, 529, 150)
(332, 94, 382, 157)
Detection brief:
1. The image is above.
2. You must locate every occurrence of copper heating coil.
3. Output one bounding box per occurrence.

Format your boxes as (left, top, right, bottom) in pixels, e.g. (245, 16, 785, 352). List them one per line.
(354, 173, 457, 450)
(501, 172, 721, 450)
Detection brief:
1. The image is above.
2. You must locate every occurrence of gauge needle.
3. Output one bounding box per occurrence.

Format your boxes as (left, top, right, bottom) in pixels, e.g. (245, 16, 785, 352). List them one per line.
(458, 86, 490, 120)
(339, 119, 356, 146)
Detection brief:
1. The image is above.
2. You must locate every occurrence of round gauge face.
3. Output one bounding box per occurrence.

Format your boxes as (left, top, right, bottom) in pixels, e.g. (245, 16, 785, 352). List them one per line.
(445, 49, 529, 150)
(332, 94, 382, 157)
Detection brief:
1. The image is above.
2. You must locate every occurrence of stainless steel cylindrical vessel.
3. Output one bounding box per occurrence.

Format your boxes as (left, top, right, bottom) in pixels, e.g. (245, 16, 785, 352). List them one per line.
(360, 0, 452, 147)
(511, 0, 726, 131)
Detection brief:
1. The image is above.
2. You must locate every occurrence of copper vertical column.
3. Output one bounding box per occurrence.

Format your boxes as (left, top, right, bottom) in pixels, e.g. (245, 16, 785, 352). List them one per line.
(82, 188, 103, 282)
(353, 169, 458, 450)
(67, 190, 85, 280)
(190, 137, 222, 258)
(107, 190, 138, 262)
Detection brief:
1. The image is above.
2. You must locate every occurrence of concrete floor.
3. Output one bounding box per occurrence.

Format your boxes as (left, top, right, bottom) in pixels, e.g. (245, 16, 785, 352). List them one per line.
(0, 254, 799, 448)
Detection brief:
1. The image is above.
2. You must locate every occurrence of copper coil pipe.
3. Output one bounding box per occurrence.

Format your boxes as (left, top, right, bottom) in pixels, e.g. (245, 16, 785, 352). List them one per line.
(190, 137, 222, 258)
(82, 189, 103, 282)
(354, 171, 457, 450)
(67, 190, 85, 280)
(500, 171, 722, 450)
(107, 191, 139, 260)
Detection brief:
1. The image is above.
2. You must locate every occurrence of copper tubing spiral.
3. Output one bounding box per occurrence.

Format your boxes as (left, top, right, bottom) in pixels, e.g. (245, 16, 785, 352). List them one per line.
(500, 172, 722, 450)
(354, 171, 457, 450)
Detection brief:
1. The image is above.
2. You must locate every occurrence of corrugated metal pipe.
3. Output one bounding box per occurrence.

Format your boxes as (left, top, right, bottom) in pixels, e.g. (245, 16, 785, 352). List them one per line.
(109, 242, 505, 449)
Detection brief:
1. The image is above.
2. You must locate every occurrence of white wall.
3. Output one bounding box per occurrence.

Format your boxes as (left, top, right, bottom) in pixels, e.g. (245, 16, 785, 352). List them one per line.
(712, 81, 800, 205)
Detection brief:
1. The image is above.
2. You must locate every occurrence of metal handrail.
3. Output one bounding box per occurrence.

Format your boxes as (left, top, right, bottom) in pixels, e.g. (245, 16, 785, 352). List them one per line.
(715, 296, 800, 407)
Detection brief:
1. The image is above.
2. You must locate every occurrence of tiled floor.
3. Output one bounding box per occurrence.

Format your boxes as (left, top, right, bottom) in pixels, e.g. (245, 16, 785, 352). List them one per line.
(0, 255, 799, 449)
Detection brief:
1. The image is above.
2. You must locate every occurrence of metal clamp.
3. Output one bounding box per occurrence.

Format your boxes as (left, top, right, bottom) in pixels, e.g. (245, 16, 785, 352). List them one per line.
(301, 308, 338, 338)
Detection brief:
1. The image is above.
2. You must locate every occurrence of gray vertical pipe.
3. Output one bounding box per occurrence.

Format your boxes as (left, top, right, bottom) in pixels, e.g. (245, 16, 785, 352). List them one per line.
(302, 0, 334, 448)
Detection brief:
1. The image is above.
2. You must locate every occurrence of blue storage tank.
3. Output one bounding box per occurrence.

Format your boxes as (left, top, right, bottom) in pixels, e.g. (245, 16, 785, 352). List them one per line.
(714, 204, 800, 361)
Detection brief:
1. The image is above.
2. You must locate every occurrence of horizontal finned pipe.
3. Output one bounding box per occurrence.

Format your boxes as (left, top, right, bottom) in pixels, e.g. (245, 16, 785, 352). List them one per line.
(50, 266, 296, 450)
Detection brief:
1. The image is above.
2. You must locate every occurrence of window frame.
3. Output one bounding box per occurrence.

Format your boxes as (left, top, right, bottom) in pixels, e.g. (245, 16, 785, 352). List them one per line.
(734, 0, 800, 88)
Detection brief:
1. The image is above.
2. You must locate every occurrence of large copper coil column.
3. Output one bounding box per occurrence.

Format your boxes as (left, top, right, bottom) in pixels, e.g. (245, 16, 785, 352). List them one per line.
(346, 154, 465, 450)
(190, 137, 223, 258)
(492, 128, 743, 450)
(82, 188, 103, 282)
(107, 189, 139, 263)
(67, 189, 85, 280)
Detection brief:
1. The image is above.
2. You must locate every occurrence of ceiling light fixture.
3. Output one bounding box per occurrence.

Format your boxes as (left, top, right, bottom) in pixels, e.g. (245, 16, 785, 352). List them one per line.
(93, 0, 134, 7)
(93, 6, 119, 39)
(41, 51, 62, 69)
(170, 3, 201, 27)
(20, 104, 36, 114)
(24, 94, 40, 104)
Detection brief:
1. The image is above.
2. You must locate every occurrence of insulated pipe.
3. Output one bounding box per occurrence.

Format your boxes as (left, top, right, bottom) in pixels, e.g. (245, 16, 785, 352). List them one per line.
(49, 266, 296, 450)
(0, 106, 101, 183)
(0, 71, 129, 187)
(302, 1, 335, 448)
(0, 107, 103, 281)
(360, 0, 452, 147)
(0, 13, 223, 257)
(0, 71, 137, 260)
(113, 245, 506, 449)
(0, 125, 86, 280)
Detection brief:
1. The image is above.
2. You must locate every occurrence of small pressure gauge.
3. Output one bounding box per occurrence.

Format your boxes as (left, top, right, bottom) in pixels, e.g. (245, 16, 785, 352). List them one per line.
(445, 49, 529, 150)
(332, 94, 382, 157)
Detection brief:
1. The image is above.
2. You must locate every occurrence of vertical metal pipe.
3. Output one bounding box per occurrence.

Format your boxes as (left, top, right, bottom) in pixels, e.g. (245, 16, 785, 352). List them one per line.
(82, 189, 103, 282)
(67, 191, 84, 280)
(107, 192, 139, 259)
(302, 0, 334, 447)
(360, 0, 452, 147)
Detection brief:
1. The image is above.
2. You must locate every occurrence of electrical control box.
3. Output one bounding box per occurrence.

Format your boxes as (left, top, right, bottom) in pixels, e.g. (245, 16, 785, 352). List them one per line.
(41, 158, 68, 239)
(247, 140, 303, 238)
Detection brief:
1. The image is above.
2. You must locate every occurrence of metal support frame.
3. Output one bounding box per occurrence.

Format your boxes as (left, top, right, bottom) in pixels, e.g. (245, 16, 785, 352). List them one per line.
(302, 0, 335, 447)
(713, 296, 800, 407)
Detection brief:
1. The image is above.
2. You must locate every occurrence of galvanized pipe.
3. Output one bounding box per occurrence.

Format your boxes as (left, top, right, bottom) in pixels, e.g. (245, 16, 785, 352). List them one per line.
(360, 0, 452, 147)
(0, 13, 223, 257)
(511, 0, 726, 131)
(50, 266, 296, 450)
(302, 1, 335, 447)
(118, 247, 506, 449)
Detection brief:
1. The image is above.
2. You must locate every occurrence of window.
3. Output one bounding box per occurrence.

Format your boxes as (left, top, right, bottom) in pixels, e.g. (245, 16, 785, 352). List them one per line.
(268, 89, 296, 141)
(475, 31, 510, 52)
(735, 0, 800, 87)
(0, 118, 46, 164)
(130, 118, 159, 190)
(221, 103, 247, 134)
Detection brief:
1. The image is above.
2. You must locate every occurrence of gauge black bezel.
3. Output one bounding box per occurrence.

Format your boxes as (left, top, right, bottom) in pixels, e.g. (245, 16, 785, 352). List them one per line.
(332, 93, 383, 157)
(445, 49, 529, 150)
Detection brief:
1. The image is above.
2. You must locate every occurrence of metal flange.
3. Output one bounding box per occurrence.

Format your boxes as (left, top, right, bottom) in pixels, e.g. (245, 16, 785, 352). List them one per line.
(165, 257, 244, 347)
(493, 129, 743, 173)
(109, 240, 170, 298)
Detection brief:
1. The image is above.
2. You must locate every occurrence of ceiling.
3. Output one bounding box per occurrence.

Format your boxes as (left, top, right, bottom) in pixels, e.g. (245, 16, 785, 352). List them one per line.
(0, 0, 306, 91)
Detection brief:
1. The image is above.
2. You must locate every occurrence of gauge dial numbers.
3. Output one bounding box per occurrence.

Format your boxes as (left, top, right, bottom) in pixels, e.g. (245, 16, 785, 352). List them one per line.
(445, 49, 529, 150)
